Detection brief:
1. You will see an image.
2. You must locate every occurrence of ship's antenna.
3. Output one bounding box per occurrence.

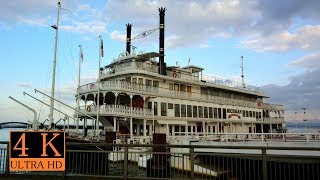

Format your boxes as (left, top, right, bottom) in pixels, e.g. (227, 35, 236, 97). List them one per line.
(241, 56, 245, 89)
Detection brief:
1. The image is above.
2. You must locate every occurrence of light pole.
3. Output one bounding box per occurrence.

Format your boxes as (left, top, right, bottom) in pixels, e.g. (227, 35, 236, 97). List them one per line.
(301, 108, 307, 133)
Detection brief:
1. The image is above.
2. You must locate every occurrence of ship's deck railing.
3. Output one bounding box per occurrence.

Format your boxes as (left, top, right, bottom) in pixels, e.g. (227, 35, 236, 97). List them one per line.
(101, 60, 263, 94)
(78, 80, 281, 109)
(262, 117, 285, 122)
(2, 141, 320, 179)
(170, 132, 320, 143)
(260, 103, 284, 110)
(201, 74, 263, 94)
(78, 104, 153, 118)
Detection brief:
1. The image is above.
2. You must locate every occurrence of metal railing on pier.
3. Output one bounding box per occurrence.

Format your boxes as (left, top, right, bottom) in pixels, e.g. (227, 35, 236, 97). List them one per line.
(170, 132, 320, 143)
(1, 141, 320, 179)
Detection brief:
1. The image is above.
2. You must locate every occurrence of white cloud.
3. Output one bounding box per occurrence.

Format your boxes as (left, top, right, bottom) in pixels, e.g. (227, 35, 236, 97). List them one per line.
(61, 20, 107, 34)
(110, 31, 126, 42)
(105, 0, 257, 49)
(17, 83, 32, 89)
(0, 0, 108, 36)
(289, 53, 320, 70)
(262, 68, 320, 120)
(241, 25, 320, 52)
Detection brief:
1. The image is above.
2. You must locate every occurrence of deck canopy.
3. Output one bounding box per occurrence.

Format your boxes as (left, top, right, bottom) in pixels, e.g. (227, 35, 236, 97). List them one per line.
(181, 65, 204, 73)
(137, 52, 163, 61)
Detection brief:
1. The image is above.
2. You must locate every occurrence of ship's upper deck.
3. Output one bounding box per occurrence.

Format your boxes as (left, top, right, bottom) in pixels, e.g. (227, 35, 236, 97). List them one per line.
(100, 51, 265, 97)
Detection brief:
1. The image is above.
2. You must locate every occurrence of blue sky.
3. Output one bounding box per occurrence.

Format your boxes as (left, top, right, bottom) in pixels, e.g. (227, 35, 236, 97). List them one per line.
(1, 0, 319, 123)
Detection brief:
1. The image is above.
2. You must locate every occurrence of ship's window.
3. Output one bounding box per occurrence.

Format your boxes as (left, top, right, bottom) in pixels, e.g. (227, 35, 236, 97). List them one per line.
(146, 79, 152, 86)
(222, 109, 226, 119)
(204, 107, 208, 118)
(175, 104, 180, 117)
(153, 81, 159, 87)
(221, 91, 231, 98)
(187, 86, 191, 93)
(192, 71, 199, 78)
(180, 84, 186, 92)
(193, 106, 198, 118)
(168, 103, 173, 109)
(161, 103, 167, 116)
(133, 124, 137, 135)
(147, 102, 152, 109)
(138, 78, 143, 84)
(198, 106, 203, 118)
(139, 125, 143, 135)
(209, 107, 213, 118)
(214, 108, 218, 118)
(132, 78, 137, 84)
(201, 87, 208, 95)
(187, 105, 192, 117)
(174, 126, 179, 133)
(174, 84, 179, 91)
(169, 83, 173, 91)
(154, 102, 158, 116)
(218, 108, 222, 119)
(197, 124, 202, 132)
(181, 105, 186, 117)
(181, 126, 185, 133)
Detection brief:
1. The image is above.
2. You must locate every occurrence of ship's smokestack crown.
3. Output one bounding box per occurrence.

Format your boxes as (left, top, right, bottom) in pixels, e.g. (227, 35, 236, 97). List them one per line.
(158, 7, 166, 75)
(126, 23, 132, 54)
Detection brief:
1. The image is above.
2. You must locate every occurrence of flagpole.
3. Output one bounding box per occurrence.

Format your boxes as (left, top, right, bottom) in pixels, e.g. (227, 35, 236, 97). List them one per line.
(76, 45, 82, 133)
(96, 35, 102, 139)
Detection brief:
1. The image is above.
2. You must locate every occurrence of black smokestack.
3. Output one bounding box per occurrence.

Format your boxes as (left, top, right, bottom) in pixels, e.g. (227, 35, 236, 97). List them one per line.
(126, 23, 132, 54)
(159, 7, 166, 75)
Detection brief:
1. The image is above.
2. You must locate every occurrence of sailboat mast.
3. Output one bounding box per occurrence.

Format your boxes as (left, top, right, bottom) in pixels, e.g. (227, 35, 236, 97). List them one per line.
(49, 2, 61, 129)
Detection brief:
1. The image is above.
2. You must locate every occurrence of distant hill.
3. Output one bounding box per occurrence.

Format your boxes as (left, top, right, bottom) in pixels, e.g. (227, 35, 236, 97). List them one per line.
(286, 120, 320, 127)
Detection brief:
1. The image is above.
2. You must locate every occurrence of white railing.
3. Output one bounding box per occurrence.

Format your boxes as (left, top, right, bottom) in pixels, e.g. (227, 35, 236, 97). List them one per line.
(202, 75, 263, 94)
(79, 81, 159, 95)
(260, 103, 284, 110)
(79, 81, 260, 108)
(79, 104, 153, 118)
(263, 117, 285, 122)
(79, 80, 282, 110)
(169, 132, 320, 143)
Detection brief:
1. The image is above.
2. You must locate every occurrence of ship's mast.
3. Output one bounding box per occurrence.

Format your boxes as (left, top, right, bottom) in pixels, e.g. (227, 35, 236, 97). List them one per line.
(96, 35, 103, 139)
(76, 45, 83, 132)
(241, 56, 245, 89)
(49, 2, 61, 129)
